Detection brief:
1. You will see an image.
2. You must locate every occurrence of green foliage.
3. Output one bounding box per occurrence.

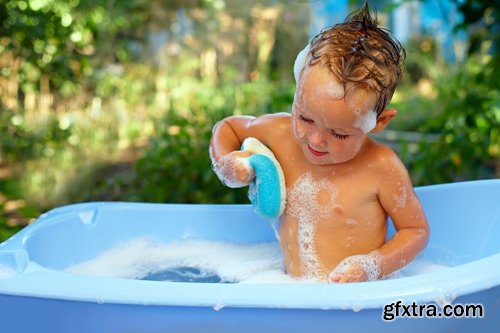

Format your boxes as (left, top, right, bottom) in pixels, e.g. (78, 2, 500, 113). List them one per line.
(402, 35, 441, 84)
(126, 79, 292, 204)
(0, 107, 72, 162)
(1, 0, 498, 243)
(453, 0, 499, 59)
(0, 0, 149, 96)
(0, 215, 22, 243)
(396, 0, 499, 185)
(133, 104, 247, 204)
(0, 156, 41, 241)
(403, 54, 499, 184)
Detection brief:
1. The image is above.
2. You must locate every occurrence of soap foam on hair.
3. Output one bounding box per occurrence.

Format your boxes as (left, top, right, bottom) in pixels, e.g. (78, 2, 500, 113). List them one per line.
(354, 110, 377, 134)
(293, 44, 310, 83)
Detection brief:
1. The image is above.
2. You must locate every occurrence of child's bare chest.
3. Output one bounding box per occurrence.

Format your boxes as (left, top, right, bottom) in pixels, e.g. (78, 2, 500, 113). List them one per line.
(284, 169, 378, 221)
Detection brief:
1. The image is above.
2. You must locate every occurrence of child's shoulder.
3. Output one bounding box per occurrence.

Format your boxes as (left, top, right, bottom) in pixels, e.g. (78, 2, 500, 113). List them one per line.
(257, 112, 291, 125)
(251, 112, 292, 137)
(365, 138, 407, 172)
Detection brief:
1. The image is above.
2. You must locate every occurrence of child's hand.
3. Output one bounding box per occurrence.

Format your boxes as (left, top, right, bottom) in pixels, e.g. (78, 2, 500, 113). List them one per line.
(212, 151, 256, 188)
(328, 253, 382, 283)
(329, 266, 368, 283)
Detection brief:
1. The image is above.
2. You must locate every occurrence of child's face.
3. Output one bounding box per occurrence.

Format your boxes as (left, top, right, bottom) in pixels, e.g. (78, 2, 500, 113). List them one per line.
(291, 65, 377, 165)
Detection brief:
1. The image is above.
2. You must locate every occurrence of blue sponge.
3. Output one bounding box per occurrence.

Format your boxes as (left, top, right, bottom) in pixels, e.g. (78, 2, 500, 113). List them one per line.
(240, 138, 286, 219)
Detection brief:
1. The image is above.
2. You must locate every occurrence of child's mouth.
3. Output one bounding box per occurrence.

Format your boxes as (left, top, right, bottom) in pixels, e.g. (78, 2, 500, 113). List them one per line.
(308, 145, 327, 157)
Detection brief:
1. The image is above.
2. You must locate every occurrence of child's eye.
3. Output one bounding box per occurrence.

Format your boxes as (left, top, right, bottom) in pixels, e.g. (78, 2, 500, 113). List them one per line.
(298, 114, 313, 123)
(330, 131, 349, 140)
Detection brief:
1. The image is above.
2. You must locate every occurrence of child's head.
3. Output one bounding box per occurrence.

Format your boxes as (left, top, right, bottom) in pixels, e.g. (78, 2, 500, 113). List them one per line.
(296, 2, 406, 118)
(291, 3, 406, 166)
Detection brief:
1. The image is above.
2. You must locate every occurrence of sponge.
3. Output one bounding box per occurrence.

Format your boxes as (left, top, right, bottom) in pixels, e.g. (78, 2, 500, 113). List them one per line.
(240, 138, 286, 219)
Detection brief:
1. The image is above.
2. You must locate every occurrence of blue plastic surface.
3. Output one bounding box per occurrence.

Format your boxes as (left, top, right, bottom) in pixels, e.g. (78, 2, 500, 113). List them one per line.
(1, 180, 499, 333)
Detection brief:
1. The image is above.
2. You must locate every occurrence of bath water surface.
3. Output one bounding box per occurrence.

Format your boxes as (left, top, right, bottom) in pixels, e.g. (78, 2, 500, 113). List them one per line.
(65, 238, 448, 283)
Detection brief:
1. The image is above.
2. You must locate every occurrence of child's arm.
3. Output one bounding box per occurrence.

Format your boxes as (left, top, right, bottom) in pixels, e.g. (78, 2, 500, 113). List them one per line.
(210, 114, 287, 187)
(373, 158, 430, 278)
(330, 150, 430, 283)
(210, 116, 257, 187)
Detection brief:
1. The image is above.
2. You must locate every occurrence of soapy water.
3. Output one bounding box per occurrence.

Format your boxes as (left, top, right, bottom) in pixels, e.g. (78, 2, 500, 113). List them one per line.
(143, 267, 223, 283)
(65, 238, 296, 284)
(64, 238, 448, 284)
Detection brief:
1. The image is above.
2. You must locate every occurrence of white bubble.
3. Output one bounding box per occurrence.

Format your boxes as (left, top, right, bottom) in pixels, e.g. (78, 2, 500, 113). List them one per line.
(213, 302, 225, 311)
(354, 110, 377, 134)
(434, 290, 456, 309)
(316, 80, 344, 100)
(346, 236, 356, 248)
(345, 218, 358, 228)
(352, 304, 364, 312)
(293, 44, 310, 83)
(392, 186, 408, 209)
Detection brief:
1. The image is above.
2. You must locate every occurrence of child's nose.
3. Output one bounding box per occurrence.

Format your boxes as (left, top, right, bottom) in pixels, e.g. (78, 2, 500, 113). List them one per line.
(308, 128, 326, 147)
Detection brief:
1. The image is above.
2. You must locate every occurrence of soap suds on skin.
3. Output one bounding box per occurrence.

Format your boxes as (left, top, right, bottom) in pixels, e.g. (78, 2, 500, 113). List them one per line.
(354, 109, 377, 134)
(287, 172, 339, 279)
(345, 218, 358, 228)
(391, 185, 408, 211)
(314, 80, 344, 100)
(209, 146, 254, 188)
(329, 252, 382, 282)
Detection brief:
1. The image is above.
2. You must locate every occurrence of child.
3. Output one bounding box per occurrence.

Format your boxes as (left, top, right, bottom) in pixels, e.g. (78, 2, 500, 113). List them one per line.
(209, 3, 429, 283)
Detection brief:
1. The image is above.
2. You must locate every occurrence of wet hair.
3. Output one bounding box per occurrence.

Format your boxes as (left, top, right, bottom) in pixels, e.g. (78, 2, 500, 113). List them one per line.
(308, 2, 406, 116)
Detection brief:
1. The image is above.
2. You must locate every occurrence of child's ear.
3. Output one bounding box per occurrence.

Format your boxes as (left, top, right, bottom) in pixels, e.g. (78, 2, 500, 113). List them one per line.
(371, 109, 397, 133)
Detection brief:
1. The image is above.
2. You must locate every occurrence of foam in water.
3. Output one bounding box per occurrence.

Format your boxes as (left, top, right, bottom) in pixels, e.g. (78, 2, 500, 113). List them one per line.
(66, 238, 297, 284)
(63, 238, 449, 284)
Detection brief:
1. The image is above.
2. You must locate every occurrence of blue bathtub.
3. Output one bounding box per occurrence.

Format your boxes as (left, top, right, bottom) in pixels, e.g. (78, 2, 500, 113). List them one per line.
(1, 179, 499, 333)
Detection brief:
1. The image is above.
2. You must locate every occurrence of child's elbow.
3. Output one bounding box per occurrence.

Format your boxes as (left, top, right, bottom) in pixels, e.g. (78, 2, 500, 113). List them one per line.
(416, 221, 430, 249)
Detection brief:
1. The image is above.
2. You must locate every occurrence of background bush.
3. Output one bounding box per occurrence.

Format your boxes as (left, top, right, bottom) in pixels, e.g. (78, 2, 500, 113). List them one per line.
(0, 0, 498, 242)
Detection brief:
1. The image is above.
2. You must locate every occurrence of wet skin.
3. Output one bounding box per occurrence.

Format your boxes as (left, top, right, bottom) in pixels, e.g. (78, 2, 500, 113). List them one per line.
(210, 64, 429, 282)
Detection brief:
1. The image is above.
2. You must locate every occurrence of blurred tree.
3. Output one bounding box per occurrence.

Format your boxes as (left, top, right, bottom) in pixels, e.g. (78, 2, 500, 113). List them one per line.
(0, 0, 150, 110)
(453, 0, 499, 88)
(406, 0, 499, 183)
